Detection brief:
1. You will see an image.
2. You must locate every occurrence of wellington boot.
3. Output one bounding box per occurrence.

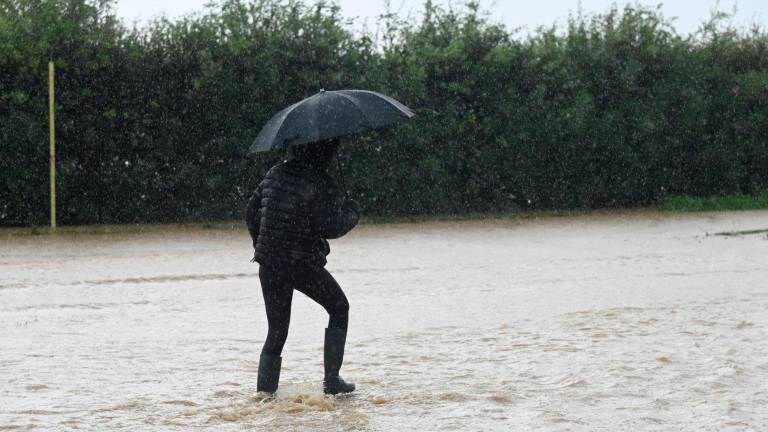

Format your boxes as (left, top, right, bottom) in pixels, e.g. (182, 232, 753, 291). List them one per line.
(323, 375, 355, 395)
(323, 328, 355, 395)
(257, 353, 282, 394)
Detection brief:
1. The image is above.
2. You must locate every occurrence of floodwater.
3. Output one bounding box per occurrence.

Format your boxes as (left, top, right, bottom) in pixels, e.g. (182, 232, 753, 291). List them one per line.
(1, 210, 767, 431)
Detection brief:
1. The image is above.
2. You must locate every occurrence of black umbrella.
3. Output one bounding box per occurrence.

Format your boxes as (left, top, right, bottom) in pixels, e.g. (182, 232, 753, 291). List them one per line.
(248, 89, 415, 154)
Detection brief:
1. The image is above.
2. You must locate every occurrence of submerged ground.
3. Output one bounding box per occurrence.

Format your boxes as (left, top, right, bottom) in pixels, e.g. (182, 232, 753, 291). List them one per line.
(1, 210, 767, 431)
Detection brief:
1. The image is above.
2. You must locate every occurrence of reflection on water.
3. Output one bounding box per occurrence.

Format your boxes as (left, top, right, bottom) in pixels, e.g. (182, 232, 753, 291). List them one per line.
(1, 210, 767, 430)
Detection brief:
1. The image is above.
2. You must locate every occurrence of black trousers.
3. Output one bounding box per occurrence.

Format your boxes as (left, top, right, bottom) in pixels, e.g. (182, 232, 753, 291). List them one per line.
(258, 263, 349, 357)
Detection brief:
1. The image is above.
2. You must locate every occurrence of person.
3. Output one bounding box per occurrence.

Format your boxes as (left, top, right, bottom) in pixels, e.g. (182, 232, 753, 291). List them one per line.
(246, 138, 360, 395)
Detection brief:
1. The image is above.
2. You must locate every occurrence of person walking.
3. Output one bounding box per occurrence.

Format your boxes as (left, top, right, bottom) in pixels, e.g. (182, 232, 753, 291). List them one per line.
(246, 137, 359, 395)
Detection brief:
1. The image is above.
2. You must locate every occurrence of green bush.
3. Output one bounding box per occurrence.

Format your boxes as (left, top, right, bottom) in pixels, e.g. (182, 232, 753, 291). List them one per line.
(1, 0, 767, 226)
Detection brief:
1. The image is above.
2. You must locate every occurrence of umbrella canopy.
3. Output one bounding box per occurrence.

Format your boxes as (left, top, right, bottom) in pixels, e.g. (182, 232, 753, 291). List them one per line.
(249, 89, 415, 154)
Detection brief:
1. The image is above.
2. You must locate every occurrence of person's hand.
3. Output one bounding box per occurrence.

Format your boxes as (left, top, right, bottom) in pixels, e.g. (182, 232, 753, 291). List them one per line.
(316, 238, 331, 256)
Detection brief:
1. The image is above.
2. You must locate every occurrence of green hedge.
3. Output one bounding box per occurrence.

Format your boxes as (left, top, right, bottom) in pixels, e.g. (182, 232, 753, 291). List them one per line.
(1, 0, 767, 226)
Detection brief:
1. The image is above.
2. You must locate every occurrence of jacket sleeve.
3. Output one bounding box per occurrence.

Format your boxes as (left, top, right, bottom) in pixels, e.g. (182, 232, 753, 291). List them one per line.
(245, 183, 263, 251)
(309, 178, 359, 240)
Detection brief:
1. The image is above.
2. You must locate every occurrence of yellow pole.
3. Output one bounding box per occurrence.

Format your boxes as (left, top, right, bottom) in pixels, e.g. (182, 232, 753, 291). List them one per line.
(49, 61, 56, 230)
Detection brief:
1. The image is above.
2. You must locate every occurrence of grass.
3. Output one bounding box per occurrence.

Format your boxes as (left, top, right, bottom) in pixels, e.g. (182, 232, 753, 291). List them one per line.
(360, 209, 588, 225)
(2, 210, 585, 236)
(661, 191, 768, 212)
(2, 221, 241, 237)
(2, 209, 634, 237)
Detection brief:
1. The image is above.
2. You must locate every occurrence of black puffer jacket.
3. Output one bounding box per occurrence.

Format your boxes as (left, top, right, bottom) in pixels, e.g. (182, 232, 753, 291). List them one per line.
(246, 159, 359, 267)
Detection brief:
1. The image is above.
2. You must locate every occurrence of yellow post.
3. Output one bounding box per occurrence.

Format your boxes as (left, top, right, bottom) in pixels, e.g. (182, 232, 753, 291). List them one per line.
(49, 61, 56, 230)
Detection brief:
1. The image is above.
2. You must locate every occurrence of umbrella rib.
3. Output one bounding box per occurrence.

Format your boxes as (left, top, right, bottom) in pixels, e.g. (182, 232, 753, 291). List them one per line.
(335, 93, 375, 124)
(270, 99, 310, 148)
(347, 90, 415, 118)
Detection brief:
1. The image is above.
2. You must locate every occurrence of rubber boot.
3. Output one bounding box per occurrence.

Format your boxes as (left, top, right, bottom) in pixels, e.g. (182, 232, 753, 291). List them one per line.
(323, 328, 355, 395)
(257, 353, 282, 394)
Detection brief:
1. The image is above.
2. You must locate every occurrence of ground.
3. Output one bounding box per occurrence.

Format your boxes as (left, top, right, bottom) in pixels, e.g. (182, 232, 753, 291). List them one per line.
(1, 210, 767, 431)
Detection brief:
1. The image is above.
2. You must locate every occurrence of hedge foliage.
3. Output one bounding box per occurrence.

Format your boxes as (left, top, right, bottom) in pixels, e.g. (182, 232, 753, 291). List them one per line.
(1, 0, 767, 225)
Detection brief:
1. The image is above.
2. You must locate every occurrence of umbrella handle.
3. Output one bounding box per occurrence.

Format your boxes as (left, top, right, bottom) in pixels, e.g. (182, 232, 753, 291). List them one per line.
(335, 147, 350, 201)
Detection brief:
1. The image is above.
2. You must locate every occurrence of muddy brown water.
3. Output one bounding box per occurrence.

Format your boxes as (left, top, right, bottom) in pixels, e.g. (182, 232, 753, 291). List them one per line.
(1, 211, 767, 431)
